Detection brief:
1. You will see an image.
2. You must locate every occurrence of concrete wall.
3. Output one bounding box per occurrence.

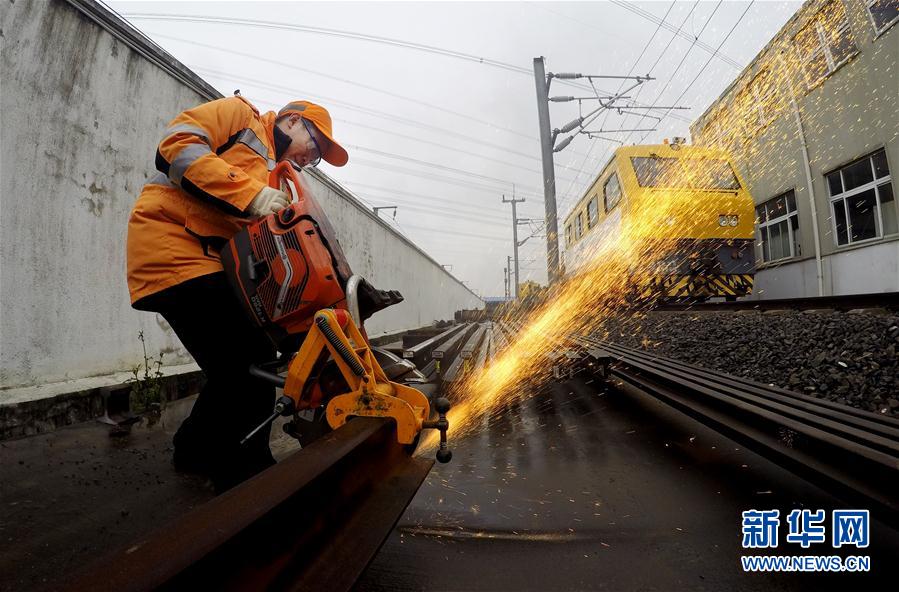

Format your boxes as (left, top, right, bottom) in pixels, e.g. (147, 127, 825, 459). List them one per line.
(691, 0, 898, 298)
(0, 0, 481, 395)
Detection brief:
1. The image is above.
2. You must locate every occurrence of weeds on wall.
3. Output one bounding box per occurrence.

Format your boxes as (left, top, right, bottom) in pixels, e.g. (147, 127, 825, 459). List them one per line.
(128, 330, 165, 413)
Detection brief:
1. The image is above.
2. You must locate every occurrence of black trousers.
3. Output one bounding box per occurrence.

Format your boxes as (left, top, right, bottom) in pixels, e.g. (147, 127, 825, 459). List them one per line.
(139, 272, 277, 490)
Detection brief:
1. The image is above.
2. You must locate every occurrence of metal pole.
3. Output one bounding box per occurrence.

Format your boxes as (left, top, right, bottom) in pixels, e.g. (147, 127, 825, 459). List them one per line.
(503, 191, 525, 299)
(777, 54, 824, 297)
(503, 264, 509, 299)
(533, 56, 560, 285)
(512, 197, 520, 298)
(507, 255, 513, 299)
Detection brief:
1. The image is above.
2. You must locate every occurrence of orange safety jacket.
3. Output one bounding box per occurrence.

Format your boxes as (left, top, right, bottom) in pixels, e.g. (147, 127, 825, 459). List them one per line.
(127, 96, 281, 307)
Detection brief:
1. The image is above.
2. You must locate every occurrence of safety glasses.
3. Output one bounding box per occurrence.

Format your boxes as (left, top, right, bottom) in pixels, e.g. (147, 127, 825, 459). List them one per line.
(301, 118, 322, 168)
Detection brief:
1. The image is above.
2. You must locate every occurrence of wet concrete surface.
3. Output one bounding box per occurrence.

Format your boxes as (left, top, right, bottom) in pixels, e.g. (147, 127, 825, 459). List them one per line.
(2, 379, 897, 591)
(0, 395, 301, 592)
(356, 377, 899, 591)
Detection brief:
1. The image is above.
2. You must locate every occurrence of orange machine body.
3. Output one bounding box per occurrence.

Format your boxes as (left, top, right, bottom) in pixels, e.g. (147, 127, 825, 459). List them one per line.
(222, 162, 354, 351)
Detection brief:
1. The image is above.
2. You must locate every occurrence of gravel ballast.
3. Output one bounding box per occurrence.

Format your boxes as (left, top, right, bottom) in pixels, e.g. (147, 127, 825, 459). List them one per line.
(593, 309, 899, 417)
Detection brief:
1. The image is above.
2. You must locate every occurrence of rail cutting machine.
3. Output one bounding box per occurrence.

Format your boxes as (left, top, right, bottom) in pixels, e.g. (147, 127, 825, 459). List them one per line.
(221, 161, 451, 462)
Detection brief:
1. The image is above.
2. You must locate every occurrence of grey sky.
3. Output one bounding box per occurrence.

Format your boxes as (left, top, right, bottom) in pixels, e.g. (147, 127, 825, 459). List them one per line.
(110, 0, 801, 297)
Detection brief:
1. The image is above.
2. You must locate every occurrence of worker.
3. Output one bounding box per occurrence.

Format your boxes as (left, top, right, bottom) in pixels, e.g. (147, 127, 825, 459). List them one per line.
(126, 94, 348, 492)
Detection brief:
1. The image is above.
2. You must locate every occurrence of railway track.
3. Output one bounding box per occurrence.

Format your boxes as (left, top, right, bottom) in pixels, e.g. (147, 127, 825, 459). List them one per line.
(565, 335, 899, 528)
(63, 321, 496, 592)
(44, 317, 899, 588)
(654, 291, 899, 312)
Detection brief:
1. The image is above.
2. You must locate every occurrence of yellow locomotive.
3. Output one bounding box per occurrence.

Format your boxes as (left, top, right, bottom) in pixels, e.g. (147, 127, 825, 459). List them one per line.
(562, 141, 756, 301)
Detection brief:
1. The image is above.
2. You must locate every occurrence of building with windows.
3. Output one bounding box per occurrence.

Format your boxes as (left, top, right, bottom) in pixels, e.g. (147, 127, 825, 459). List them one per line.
(690, 0, 897, 298)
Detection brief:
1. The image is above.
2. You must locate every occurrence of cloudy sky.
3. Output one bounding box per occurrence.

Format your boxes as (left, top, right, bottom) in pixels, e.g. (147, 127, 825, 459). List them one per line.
(110, 0, 801, 297)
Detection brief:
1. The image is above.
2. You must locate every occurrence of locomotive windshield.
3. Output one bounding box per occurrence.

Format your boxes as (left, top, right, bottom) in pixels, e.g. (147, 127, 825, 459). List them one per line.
(630, 156, 741, 190)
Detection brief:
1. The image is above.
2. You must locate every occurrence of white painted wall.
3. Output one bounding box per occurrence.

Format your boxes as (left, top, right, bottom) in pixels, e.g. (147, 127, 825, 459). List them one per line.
(0, 0, 481, 395)
(751, 241, 899, 300)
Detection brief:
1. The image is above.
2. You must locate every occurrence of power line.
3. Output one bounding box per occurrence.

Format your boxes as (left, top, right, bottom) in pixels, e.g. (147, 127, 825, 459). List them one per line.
(131, 13, 692, 124)
(622, 0, 723, 146)
(611, 0, 700, 145)
(331, 116, 585, 180)
(638, 1, 756, 144)
(341, 180, 542, 217)
(556, 0, 679, 215)
(346, 156, 544, 199)
(146, 32, 547, 146)
(345, 144, 546, 188)
(399, 221, 509, 242)
(189, 66, 593, 182)
(608, 0, 743, 69)
(348, 183, 541, 221)
(125, 13, 537, 74)
(361, 195, 512, 227)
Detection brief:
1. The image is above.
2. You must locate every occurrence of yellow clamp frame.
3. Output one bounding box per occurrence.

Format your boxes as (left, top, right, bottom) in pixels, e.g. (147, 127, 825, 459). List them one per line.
(282, 309, 430, 445)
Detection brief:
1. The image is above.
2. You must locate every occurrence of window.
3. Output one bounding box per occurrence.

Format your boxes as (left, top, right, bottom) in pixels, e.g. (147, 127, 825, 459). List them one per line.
(701, 108, 736, 148)
(565, 223, 573, 246)
(793, 0, 858, 89)
(757, 190, 801, 262)
(575, 212, 584, 239)
(746, 67, 779, 130)
(604, 173, 622, 212)
(867, 0, 899, 33)
(587, 197, 599, 228)
(827, 149, 896, 246)
(630, 157, 741, 190)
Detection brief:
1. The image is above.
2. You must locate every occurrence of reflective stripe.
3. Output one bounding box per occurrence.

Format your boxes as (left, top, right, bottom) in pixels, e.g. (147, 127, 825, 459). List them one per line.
(236, 128, 276, 171)
(170, 144, 211, 185)
(278, 102, 307, 116)
(164, 124, 211, 145)
(145, 171, 174, 187)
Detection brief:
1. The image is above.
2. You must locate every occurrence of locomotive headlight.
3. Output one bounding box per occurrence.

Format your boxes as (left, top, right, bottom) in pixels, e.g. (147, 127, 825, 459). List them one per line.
(719, 214, 739, 227)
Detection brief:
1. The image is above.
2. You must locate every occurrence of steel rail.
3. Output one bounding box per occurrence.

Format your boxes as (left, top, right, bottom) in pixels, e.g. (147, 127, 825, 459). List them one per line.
(402, 323, 468, 367)
(569, 337, 899, 527)
(65, 418, 433, 592)
(582, 337, 899, 443)
(443, 324, 489, 383)
(653, 291, 899, 312)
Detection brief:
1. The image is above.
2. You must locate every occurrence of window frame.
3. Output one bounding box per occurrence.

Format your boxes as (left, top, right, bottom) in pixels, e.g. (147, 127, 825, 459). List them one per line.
(565, 223, 573, 247)
(603, 172, 622, 212)
(793, 0, 858, 90)
(756, 189, 801, 263)
(703, 106, 741, 149)
(747, 67, 779, 131)
(866, 0, 899, 35)
(827, 149, 895, 247)
(575, 211, 584, 239)
(586, 196, 599, 228)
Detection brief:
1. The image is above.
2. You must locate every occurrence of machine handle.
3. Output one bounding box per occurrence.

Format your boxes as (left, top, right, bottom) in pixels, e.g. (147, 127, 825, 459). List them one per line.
(249, 364, 286, 388)
(422, 397, 452, 463)
(269, 161, 308, 205)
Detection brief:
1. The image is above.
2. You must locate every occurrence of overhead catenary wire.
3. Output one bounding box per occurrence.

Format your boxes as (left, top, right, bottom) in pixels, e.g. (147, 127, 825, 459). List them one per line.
(188, 67, 562, 161)
(638, 1, 756, 145)
(145, 32, 550, 147)
(125, 13, 539, 74)
(609, 0, 700, 145)
(556, 0, 680, 215)
(346, 144, 548, 188)
(608, 0, 743, 69)
(127, 13, 692, 124)
(341, 180, 543, 218)
(349, 185, 543, 222)
(347, 156, 543, 199)
(621, 0, 724, 146)
(332, 116, 587, 180)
